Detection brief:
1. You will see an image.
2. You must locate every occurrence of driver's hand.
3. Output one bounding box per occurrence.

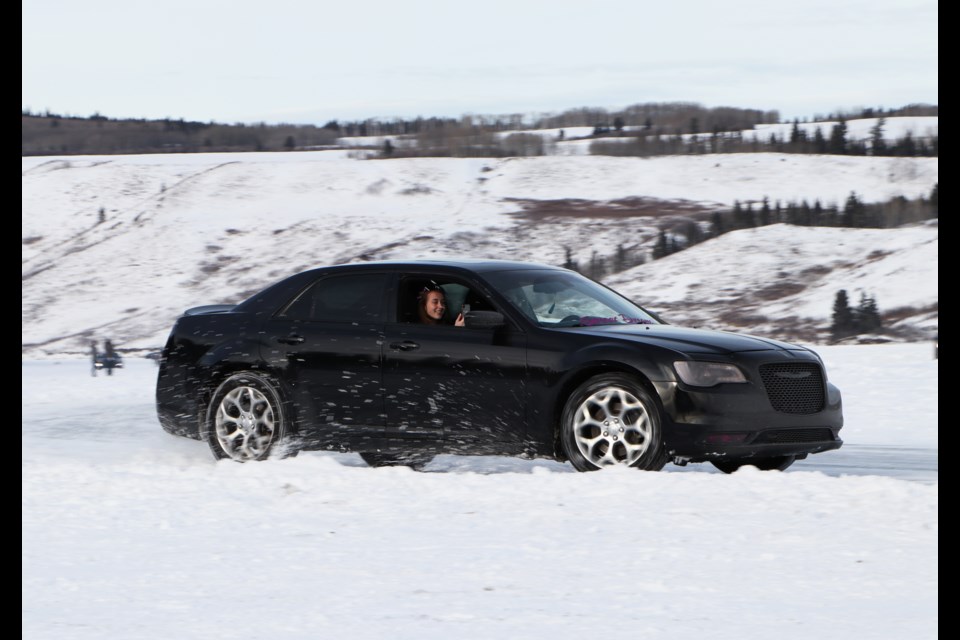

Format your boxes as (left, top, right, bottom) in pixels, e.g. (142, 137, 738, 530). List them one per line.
(455, 313, 465, 327)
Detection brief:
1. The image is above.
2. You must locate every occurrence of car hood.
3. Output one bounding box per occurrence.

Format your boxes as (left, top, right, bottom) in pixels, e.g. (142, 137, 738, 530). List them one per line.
(566, 324, 807, 355)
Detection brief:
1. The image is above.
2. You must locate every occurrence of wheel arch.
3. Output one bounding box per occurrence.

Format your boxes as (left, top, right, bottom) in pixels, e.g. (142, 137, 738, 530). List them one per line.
(195, 362, 301, 441)
(550, 361, 664, 461)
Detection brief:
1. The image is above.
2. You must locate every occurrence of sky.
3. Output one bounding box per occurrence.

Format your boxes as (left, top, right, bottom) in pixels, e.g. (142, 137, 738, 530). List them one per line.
(21, 0, 938, 125)
(21, 346, 938, 640)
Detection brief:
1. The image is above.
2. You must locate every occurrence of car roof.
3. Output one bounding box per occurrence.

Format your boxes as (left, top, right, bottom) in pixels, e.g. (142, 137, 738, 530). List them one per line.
(318, 259, 563, 273)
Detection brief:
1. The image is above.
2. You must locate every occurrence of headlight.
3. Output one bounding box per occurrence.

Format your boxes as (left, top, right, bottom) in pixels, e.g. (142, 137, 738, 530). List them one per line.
(674, 361, 746, 387)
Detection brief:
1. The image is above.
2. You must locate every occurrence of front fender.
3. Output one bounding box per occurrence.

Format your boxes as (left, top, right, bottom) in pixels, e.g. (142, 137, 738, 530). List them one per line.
(557, 340, 680, 387)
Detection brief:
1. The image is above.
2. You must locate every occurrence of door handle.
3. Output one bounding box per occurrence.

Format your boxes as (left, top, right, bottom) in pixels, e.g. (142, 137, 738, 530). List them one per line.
(277, 334, 306, 345)
(389, 341, 420, 351)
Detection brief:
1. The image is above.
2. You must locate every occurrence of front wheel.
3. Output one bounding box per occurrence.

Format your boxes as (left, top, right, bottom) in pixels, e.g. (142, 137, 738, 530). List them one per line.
(560, 373, 668, 472)
(711, 455, 796, 474)
(205, 372, 294, 462)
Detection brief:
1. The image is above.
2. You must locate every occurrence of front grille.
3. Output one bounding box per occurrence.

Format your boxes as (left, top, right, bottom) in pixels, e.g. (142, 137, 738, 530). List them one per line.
(754, 428, 835, 444)
(759, 363, 825, 414)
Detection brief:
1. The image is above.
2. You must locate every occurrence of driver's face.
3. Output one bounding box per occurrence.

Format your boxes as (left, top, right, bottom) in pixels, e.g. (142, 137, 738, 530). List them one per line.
(422, 291, 446, 321)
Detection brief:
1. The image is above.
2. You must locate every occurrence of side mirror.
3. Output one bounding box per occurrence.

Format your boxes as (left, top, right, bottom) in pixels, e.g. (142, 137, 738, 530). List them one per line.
(464, 310, 505, 329)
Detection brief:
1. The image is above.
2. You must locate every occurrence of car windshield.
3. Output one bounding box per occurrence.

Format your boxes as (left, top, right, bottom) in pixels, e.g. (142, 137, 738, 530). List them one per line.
(484, 269, 659, 328)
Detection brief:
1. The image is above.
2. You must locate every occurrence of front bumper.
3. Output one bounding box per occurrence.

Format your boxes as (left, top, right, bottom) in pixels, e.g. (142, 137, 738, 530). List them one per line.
(654, 352, 844, 463)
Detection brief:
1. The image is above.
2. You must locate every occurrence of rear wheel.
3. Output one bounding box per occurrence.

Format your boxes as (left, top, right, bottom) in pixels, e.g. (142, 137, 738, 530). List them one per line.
(711, 455, 796, 474)
(560, 373, 668, 472)
(205, 372, 295, 462)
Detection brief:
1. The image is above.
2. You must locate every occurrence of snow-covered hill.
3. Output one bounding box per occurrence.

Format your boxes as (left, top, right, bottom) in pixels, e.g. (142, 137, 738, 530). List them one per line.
(607, 222, 938, 341)
(21, 151, 938, 355)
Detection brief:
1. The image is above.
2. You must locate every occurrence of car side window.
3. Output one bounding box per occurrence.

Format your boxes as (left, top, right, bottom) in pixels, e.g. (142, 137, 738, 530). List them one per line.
(397, 276, 497, 324)
(282, 273, 387, 323)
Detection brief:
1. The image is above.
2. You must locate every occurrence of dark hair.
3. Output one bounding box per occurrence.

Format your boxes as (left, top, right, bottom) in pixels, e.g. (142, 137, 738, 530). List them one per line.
(417, 281, 444, 301)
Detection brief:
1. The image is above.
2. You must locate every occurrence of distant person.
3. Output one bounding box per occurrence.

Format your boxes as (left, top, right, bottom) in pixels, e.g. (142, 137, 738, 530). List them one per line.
(90, 340, 99, 377)
(418, 285, 465, 326)
(101, 339, 121, 376)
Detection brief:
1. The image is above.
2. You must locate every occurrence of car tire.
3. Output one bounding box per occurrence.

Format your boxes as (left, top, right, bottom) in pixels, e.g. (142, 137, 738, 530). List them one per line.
(711, 455, 796, 474)
(205, 372, 295, 462)
(560, 373, 668, 472)
(359, 451, 433, 471)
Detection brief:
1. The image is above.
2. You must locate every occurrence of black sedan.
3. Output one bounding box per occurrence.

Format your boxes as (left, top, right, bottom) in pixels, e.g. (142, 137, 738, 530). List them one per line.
(156, 259, 843, 472)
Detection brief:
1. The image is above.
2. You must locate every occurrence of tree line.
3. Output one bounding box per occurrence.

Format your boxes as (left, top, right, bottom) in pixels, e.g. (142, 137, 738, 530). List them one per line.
(23, 102, 937, 157)
(710, 187, 938, 236)
(589, 117, 937, 158)
(21, 112, 341, 155)
(559, 186, 936, 287)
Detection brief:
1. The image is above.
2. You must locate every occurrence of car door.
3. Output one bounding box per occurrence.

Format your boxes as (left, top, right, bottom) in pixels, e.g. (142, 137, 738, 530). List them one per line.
(260, 271, 389, 447)
(382, 272, 528, 452)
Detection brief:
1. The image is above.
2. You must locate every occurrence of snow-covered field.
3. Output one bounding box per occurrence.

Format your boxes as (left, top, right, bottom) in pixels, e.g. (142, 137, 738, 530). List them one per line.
(21, 149, 937, 354)
(21, 341, 937, 640)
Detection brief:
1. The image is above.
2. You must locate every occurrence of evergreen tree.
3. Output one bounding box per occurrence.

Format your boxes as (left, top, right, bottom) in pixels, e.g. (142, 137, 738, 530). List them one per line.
(813, 127, 827, 154)
(855, 292, 882, 333)
(683, 221, 703, 246)
(831, 290, 856, 340)
(732, 200, 744, 228)
(562, 246, 579, 272)
(759, 198, 771, 226)
(894, 131, 917, 156)
(613, 244, 627, 272)
(789, 119, 802, 146)
(869, 117, 887, 155)
(652, 231, 670, 259)
(773, 132, 785, 152)
(842, 192, 865, 227)
(828, 119, 848, 154)
(711, 210, 725, 237)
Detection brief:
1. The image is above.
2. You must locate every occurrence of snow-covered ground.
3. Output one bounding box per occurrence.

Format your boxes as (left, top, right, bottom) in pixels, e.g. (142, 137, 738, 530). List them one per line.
(21, 150, 937, 355)
(21, 342, 938, 640)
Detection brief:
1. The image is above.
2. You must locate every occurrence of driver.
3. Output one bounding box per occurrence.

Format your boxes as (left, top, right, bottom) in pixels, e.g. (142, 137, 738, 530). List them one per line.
(418, 285, 465, 326)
